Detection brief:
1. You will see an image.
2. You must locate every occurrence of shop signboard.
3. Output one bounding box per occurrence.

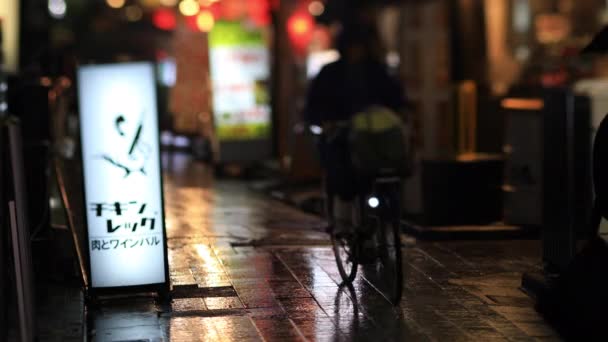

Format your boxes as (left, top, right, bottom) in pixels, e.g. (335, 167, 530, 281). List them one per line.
(208, 21, 271, 162)
(0, 0, 19, 73)
(78, 62, 168, 289)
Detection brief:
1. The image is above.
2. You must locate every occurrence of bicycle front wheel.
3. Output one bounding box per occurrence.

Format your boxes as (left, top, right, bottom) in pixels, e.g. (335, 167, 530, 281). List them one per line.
(377, 218, 403, 305)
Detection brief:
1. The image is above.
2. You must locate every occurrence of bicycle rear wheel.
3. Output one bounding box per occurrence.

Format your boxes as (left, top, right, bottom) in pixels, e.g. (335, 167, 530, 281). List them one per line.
(377, 218, 403, 305)
(329, 195, 359, 284)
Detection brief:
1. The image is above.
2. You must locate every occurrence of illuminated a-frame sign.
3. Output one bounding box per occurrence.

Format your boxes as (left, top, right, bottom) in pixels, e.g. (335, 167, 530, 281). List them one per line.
(78, 62, 169, 291)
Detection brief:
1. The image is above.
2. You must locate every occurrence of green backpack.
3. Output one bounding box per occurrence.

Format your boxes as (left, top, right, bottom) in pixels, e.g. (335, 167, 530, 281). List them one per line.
(350, 105, 413, 177)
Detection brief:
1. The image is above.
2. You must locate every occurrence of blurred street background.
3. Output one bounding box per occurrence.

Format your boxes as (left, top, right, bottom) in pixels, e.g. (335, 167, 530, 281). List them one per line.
(4, 0, 608, 340)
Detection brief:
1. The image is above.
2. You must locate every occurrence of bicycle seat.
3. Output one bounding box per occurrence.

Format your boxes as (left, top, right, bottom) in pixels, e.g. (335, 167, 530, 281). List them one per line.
(371, 168, 402, 182)
(378, 167, 398, 175)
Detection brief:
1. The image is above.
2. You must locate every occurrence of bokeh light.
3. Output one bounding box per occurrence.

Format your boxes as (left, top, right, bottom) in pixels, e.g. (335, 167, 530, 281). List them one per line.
(125, 5, 143, 21)
(196, 11, 215, 32)
(106, 0, 126, 9)
(178, 0, 200, 16)
(287, 12, 315, 53)
(308, 1, 324, 17)
(153, 9, 177, 30)
(289, 14, 313, 35)
(48, 0, 67, 19)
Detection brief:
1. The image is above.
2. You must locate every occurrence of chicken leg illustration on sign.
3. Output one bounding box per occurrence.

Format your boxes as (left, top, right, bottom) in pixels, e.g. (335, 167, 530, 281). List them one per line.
(97, 111, 152, 178)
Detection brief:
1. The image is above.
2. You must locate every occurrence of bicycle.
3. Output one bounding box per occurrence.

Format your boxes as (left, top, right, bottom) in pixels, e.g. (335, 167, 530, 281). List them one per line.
(312, 123, 404, 305)
(328, 171, 403, 305)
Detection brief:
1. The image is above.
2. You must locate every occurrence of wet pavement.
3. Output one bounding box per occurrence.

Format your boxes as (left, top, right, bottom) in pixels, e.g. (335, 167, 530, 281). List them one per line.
(88, 152, 560, 341)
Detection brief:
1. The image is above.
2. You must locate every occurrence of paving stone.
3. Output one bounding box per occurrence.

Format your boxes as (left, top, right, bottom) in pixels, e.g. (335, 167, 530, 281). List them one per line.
(84, 153, 562, 341)
(251, 318, 305, 341)
(204, 297, 244, 310)
(92, 325, 163, 342)
(171, 298, 207, 312)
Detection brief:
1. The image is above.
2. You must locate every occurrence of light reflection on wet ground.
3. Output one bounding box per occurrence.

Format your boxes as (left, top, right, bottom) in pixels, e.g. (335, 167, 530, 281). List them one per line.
(88, 152, 560, 341)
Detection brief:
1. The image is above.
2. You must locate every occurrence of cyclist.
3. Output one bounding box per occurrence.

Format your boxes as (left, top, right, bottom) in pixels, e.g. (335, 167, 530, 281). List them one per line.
(303, 22, 410, 235)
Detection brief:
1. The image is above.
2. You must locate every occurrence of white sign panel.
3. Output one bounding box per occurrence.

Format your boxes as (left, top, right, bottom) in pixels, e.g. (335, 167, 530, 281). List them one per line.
(78, 62, 167, 288)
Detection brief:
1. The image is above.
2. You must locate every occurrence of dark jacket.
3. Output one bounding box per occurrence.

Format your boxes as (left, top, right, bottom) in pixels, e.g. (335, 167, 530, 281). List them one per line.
(304, 59, 407, 125)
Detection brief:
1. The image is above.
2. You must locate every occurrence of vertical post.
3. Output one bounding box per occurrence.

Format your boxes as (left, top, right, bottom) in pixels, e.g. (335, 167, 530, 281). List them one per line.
(449, 0, 485, 156)
(0, 22, 7, 335)
(273, 0, 297, 171)
(8, 120, 35, 342)
(458, 84, 466, 153)
(448, 0, 488, 83)
(0, 119, 5, 341)
(9, 201, 32, 342)
(542, 90, 566, 270)
(0, 225, 4, 340)
(458, 80, 477, 154)
(541, 90, 590, 270)
(564, 92, 577, 262)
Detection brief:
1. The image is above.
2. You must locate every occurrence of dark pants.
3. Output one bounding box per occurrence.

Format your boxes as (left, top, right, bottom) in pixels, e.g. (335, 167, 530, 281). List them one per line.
(317, 130, 358, 201)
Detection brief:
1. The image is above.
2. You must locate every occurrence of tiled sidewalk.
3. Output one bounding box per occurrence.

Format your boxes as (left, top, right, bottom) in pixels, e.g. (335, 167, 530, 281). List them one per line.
(37, 285, 85, 342)
(87, 153, 560, 341)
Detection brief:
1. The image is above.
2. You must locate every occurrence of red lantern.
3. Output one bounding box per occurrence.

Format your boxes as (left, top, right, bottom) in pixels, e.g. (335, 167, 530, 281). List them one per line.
(247, 0, 270, 26)
(152, 9, 177, 31)
(185, 14, 199, 32)
(287, 11, 314, 53)
(208, 2, 222, 20)
(270, 0, 280, 10)
(221, 0, 247, 20)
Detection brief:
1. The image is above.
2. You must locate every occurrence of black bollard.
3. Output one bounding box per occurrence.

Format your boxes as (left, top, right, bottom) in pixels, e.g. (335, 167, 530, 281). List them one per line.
(542, 113, 608, 340)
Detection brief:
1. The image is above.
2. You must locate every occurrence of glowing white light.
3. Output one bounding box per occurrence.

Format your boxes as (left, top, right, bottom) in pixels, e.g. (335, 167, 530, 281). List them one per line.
(0, 82, 7, 92)
(386, 51, 400, 68)
(173, 135, 190, 147)
(157, 58, 177, 86)
(49, 197, 60, 209)
(48, 0, 67, 19)
(179, 0, 200, 16)
(0, 102, 7, 112)
(368, 197, 380, 208)
(160, 131, 173, 146)
(310, 125, 323, 135)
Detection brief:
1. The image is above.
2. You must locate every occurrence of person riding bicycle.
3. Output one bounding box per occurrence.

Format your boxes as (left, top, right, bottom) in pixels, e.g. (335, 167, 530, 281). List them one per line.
(303, 23, 410, 234)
